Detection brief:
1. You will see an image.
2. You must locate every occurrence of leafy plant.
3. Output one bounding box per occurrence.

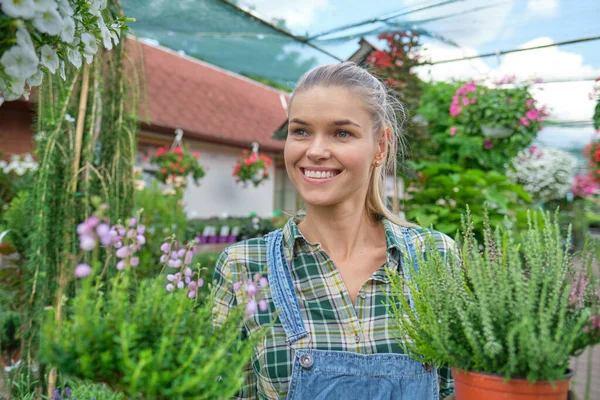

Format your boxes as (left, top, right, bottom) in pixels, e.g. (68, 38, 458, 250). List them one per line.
(233, 150, 272, 187)
(584, 135, 600, 184)
(150, 146, 205, 187)
(402, 162, 532, 238)
(387, 209, 600, 382)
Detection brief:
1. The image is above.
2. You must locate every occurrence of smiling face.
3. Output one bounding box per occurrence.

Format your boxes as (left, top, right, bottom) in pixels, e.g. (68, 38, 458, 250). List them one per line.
(284, 86, 386, 209)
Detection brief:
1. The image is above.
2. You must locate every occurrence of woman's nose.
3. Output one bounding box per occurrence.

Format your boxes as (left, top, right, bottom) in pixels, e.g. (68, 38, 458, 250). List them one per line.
(306, 135, 330, 160)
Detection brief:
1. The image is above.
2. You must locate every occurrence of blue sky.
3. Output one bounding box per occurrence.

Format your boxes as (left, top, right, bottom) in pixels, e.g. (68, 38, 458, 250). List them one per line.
(239, 0, 600, 148)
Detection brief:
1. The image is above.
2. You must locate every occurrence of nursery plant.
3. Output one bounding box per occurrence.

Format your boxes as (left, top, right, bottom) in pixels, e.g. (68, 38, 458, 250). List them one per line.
(387, 209, 599, 399)
(233, 149, 272, 187)
(39, 209, 265, 399)
(150, 146, 205, 187)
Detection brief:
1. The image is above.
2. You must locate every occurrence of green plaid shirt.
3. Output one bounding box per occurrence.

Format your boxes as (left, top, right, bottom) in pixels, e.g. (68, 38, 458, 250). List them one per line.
(212, 216, 456, 399)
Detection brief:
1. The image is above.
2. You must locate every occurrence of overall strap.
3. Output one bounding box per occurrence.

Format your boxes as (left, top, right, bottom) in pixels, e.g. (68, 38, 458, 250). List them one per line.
(264, 229, 309, 344)
(401, 227, 420, 310)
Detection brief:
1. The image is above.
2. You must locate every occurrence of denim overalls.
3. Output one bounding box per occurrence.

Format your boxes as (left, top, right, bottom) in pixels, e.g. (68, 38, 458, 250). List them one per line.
(264, 227, 439, 400)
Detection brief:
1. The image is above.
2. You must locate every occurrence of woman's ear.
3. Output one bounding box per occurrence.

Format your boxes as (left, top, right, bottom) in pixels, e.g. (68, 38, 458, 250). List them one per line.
(374, 128, 389, 162)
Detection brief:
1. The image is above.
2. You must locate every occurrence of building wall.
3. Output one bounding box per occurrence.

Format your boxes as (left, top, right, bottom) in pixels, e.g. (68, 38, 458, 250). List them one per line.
(138, 131, 279, 219)
(0, 102, 35, 157)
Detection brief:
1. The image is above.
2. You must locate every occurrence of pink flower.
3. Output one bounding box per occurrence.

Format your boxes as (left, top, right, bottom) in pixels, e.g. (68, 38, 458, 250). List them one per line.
(528, 146, 538, 155)
(520, 117, 530, 126)
(526, 99, 534, 107)
(450, 126, 457, 136)
(484, 139, 494, 150)
(470, 97, 477, 104)
(452, 96, 459, 106)
(74, 263, 91, 278)
(449, 105, 461, 116)
(245, 300, 258, 316)
(462, 97, 470, 106)
(526, 109, 539, 120)
(259, 277, 269, 287)
(258, 299, 268, 312)
(464, 80, 476, 92)
(246, 282, 257, 297)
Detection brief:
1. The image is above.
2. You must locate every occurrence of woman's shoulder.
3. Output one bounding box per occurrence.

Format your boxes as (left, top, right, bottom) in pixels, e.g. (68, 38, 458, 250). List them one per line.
(215, 235, 273, 276)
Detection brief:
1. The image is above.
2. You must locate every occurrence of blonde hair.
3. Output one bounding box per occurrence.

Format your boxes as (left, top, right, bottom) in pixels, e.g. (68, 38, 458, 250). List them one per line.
(290, 62, 416, 227)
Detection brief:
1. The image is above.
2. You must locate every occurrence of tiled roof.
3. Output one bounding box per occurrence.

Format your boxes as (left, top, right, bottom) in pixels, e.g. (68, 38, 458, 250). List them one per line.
(130, 38, 288, 152)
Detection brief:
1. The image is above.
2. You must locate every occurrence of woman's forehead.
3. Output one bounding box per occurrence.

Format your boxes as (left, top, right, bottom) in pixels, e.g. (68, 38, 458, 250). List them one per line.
(289, 86, 372, 125)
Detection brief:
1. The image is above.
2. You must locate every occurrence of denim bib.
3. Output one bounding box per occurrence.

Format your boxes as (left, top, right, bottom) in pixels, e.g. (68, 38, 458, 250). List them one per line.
(264, 228, 439, 400)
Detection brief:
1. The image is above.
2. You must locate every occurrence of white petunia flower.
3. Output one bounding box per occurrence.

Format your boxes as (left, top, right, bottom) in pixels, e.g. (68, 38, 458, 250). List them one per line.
(81, 32, 98, 56)
(0, 45, 39, 80)
(89, 0, 101, 16)
(40, 44, 59, 73)
(67, 47, 82, 68)
(57, 0, 73, 15)
(3, 79, 26, 101)
(16, 27, 35, 52)
(26, 69, 44, 86)
(33, 8, 64, 35)
(1, 0, 36, 18)
(60, 16, 76, 43)
(32, 0, 58, 12)
(98, 17, 113, 50)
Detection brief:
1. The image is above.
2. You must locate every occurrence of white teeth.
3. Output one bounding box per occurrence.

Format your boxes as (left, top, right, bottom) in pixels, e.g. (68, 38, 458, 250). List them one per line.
(303, 169, 337, 179)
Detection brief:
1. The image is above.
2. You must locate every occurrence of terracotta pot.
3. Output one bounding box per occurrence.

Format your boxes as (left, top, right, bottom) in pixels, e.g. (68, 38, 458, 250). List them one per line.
(452, 367, 572, 400)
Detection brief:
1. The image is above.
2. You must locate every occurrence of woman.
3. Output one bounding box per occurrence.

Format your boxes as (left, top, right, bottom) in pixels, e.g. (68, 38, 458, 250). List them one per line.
(213, 62, 456, 399)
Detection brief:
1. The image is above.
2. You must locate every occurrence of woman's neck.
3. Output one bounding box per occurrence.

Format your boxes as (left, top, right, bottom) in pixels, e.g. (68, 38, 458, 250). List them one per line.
(298, 203, 383, 262)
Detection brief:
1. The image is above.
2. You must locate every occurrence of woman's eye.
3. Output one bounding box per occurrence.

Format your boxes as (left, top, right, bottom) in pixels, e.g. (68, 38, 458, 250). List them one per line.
(291, 129, 308, 137)
(335, 130, 353, 139)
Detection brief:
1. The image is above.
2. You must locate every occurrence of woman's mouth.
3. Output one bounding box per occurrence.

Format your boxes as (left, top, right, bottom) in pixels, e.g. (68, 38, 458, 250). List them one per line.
(300, 168, 341, 182)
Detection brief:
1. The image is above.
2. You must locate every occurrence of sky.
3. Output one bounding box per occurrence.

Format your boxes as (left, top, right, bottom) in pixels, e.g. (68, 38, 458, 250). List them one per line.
(237, 0, 600, 149)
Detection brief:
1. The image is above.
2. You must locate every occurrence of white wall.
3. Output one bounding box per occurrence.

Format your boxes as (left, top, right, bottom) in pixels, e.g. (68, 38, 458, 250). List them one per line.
(182, 141, 276, 219)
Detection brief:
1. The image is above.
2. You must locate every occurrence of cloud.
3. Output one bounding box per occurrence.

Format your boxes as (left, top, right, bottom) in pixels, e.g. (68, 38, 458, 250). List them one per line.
(238, 0, 329, 29)
(415, 38, 600, 121)
(527, 0, 559, 18)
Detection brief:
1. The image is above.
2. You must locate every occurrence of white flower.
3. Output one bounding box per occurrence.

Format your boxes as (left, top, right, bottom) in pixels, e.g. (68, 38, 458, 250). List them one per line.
(89, 0, 101, 16)
(3, 79, 26, 101)
(26, 69, 44, 86)
(1, 0, 36, 18)
(97, 17, 113, 50)
(33, 8, 64, 35)
(16, 27, 35, 53)
(64, 114, 75, 122)
(60, 16, 76, 43)
(81, 32, 98, 57)
(57, 0, 73, 16)
(39, 44, 59, 73)
(32, 0, 58, 12)
(1, 45, 39, 80)
(66, 48, 82, 68)
(0, 95, 4, 108)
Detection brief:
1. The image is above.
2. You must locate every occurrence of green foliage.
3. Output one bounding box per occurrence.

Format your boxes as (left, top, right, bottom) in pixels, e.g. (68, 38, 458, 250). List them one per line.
(403, 162, 532, 238)
(417, 81, 542, 172)
(133, 182, 187, 278)
(40, 271, 258, 399)
(386, 209, 600, 382)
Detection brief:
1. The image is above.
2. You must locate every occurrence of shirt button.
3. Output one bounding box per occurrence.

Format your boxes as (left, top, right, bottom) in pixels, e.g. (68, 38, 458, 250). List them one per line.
(360, 292, 366, 299)
(299, 353, 313, 369)
(355, 334, 361, 343)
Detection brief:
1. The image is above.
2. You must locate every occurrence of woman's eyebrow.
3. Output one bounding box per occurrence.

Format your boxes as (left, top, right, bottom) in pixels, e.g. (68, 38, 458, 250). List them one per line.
(289, 118, 310, 125)
(332, 119, 361, 128)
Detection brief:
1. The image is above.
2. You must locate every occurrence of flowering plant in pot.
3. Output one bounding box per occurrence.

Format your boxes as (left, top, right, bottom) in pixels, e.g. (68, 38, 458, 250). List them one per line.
(583, 135, 600, 184)
(0, 0, 129, 102)
(386, 209, 599, 400)
(150, 145, 205, 188)
(233, 147, 272, 188)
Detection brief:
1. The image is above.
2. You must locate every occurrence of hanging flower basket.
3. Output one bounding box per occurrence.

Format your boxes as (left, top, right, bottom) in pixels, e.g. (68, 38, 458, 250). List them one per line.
(481, 125, 513, 139)
(584, 135, 600, 184)
(233, 147, 272, 188)
(150, 146, 205, 188)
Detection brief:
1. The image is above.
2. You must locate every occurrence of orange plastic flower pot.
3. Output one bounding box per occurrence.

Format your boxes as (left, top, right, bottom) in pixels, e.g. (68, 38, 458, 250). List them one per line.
(452, 367, 572, 400)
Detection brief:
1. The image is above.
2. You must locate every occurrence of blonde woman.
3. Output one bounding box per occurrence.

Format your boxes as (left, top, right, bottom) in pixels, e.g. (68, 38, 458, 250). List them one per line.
(213, 62, 456, 399)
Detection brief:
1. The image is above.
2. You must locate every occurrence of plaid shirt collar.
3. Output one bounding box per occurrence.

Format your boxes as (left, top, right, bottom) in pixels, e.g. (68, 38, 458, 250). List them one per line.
(281, 214, 408, 283)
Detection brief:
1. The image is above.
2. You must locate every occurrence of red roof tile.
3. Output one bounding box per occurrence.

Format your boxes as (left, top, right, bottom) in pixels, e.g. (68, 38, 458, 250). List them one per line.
(129, 39, 288, 152)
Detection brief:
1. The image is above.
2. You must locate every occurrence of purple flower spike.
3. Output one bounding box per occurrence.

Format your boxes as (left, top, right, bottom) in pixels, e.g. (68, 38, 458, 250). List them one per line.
(74, 263, 91, 278)
(167, 274, 175, 281)
(198, 278, 204, 288)
(114, 241, 123, 249)
(160, 242, 171, 253)
(177, 281, 185, 289)
(64, 386, 71, 398)
(166, 283, 174, 292)
(127, 229, 136, 238)
(246, 282, 257, 296)
(129, 217, 137, 227)
(115, 246, 129, 259)
(118, 227, 126, 236)
(259, 277, 268, 287)
(233, 281, 241, 291)
(87, 216, 99, 228)
(77, 222, 91, 236)
(184, 267, 193, 277)
(185, 276, 191, 284)
(184, 250, 193, 265)
(116, 260, 126, 270)
(245, 300, 258, 316)
(80, 235, 97, 251)
(100, 234, 112, 247)
(177, 248, 186, 258)
(188, 290, 197, 299)
(172, 259, 182, 268)
(136, 235, 146, 245)
(137, 225, 146, 235)
(109, 229, 118, 237)
(258, 299, 268, 312)
(188, 281, 198, 291)
(130, 257, 139, 267)
(168, 259, 176, 268)
(160, 254, 168, 263)
(170, 251, 178, 260)
(96, 223, 110, 237)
